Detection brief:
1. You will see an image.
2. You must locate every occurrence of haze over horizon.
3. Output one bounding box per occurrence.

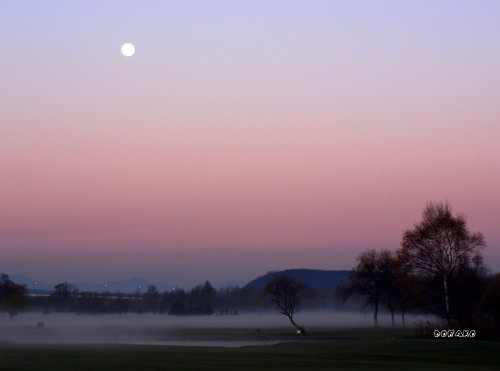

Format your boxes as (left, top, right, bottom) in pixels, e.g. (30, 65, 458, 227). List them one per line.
(2, 1, 499, 289)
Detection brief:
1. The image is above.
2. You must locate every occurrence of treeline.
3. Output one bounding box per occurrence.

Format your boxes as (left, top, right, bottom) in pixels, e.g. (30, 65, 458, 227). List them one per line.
(338, 202, 500, 338)
(338, 250, 500, 325)
(10, 281, 259, 316)
(0, 277, 335, 318)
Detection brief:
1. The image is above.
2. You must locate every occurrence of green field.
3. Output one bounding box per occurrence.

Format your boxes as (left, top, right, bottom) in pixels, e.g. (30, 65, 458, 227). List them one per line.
(1, 327, 499, 370)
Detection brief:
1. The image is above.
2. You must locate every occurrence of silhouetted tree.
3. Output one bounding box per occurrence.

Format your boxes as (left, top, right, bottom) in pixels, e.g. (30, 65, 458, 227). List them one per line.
(142, 285, 160, 313)
(378, 251, 401, 325)
(49, 282, 75, 312)
(74, 291, 106, 314)
(185, 281, 216, 314)
(266, 276, 307, 335)
(0, 274, 28, 318)
(168, 299, 186, 315)
(109, 293, 131, 315)
(399, 201, 485, 325)
(448, 254, 488, 324)
(481, 273, 500, 320)
(393, 258, 419, 326)
(201, 281, 216, 301)
(340, 250, 398, 326)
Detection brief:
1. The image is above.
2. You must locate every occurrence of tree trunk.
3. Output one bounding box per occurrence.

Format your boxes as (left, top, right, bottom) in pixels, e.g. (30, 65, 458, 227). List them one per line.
(373, 298, 379, 327)
(401, 310, 405, 327)
(390, 306, 395, 326)
(443, 276, 451, 327)
(288, 315, 306, 336)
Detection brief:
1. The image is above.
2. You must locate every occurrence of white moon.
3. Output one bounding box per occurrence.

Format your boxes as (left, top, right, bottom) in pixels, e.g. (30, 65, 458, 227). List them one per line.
(121, 43, 135, 57)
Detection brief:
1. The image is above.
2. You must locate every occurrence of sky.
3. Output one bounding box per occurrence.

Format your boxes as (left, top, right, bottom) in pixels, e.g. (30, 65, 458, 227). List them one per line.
(1, 1, 499, 289)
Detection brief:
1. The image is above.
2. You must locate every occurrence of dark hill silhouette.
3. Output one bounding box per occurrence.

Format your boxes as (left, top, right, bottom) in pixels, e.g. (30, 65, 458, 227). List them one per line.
(244, 269, 351, 292)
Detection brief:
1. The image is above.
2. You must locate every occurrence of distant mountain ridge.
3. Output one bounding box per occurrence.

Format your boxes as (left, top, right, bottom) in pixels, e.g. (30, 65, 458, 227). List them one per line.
(244, 269, 351, 292)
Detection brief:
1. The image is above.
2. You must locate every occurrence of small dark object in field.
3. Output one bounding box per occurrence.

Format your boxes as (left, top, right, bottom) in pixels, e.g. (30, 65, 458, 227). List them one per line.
(37, 322, 44, 328)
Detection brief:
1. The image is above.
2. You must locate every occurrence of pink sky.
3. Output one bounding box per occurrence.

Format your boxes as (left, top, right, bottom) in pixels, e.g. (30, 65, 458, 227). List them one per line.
(1, 1, 499, 288)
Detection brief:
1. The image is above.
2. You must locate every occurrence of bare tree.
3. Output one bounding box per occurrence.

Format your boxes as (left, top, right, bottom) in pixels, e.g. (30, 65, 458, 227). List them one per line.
(393, 256, 419, 326)
(340, 249, 398, 326)
(399, 201, 485, 325)
(266, 276, 307, 335)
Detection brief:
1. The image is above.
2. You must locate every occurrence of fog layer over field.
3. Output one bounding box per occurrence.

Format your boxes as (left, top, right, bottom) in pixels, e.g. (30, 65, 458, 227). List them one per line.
(0, 312, 430, 347)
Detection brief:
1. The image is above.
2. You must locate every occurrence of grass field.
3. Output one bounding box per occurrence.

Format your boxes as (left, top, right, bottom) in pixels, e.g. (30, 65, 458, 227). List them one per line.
(1, 325, 499, 370)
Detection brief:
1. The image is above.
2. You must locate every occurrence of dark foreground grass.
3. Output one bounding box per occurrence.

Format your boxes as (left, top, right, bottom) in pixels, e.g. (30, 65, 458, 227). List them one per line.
(1, 330, 499, 370)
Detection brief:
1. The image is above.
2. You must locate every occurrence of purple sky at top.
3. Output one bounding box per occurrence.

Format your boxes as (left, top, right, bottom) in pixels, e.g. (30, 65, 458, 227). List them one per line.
(1, 1, 499, 288)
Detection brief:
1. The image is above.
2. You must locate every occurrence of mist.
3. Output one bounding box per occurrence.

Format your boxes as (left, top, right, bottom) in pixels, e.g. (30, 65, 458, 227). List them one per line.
(0, 311, 430, 347)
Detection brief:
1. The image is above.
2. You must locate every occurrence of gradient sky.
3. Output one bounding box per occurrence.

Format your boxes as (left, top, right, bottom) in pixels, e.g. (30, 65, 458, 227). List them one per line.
(1, 1, 499, 288)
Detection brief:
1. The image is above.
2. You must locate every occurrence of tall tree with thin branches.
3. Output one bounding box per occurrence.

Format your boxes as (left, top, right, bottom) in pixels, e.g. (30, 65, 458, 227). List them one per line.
(266, 276, 307, 335)
(399, 201, 485, 325)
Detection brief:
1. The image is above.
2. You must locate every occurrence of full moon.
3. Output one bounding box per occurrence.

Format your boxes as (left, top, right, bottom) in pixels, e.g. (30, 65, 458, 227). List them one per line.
(121, 43, 135, 57)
